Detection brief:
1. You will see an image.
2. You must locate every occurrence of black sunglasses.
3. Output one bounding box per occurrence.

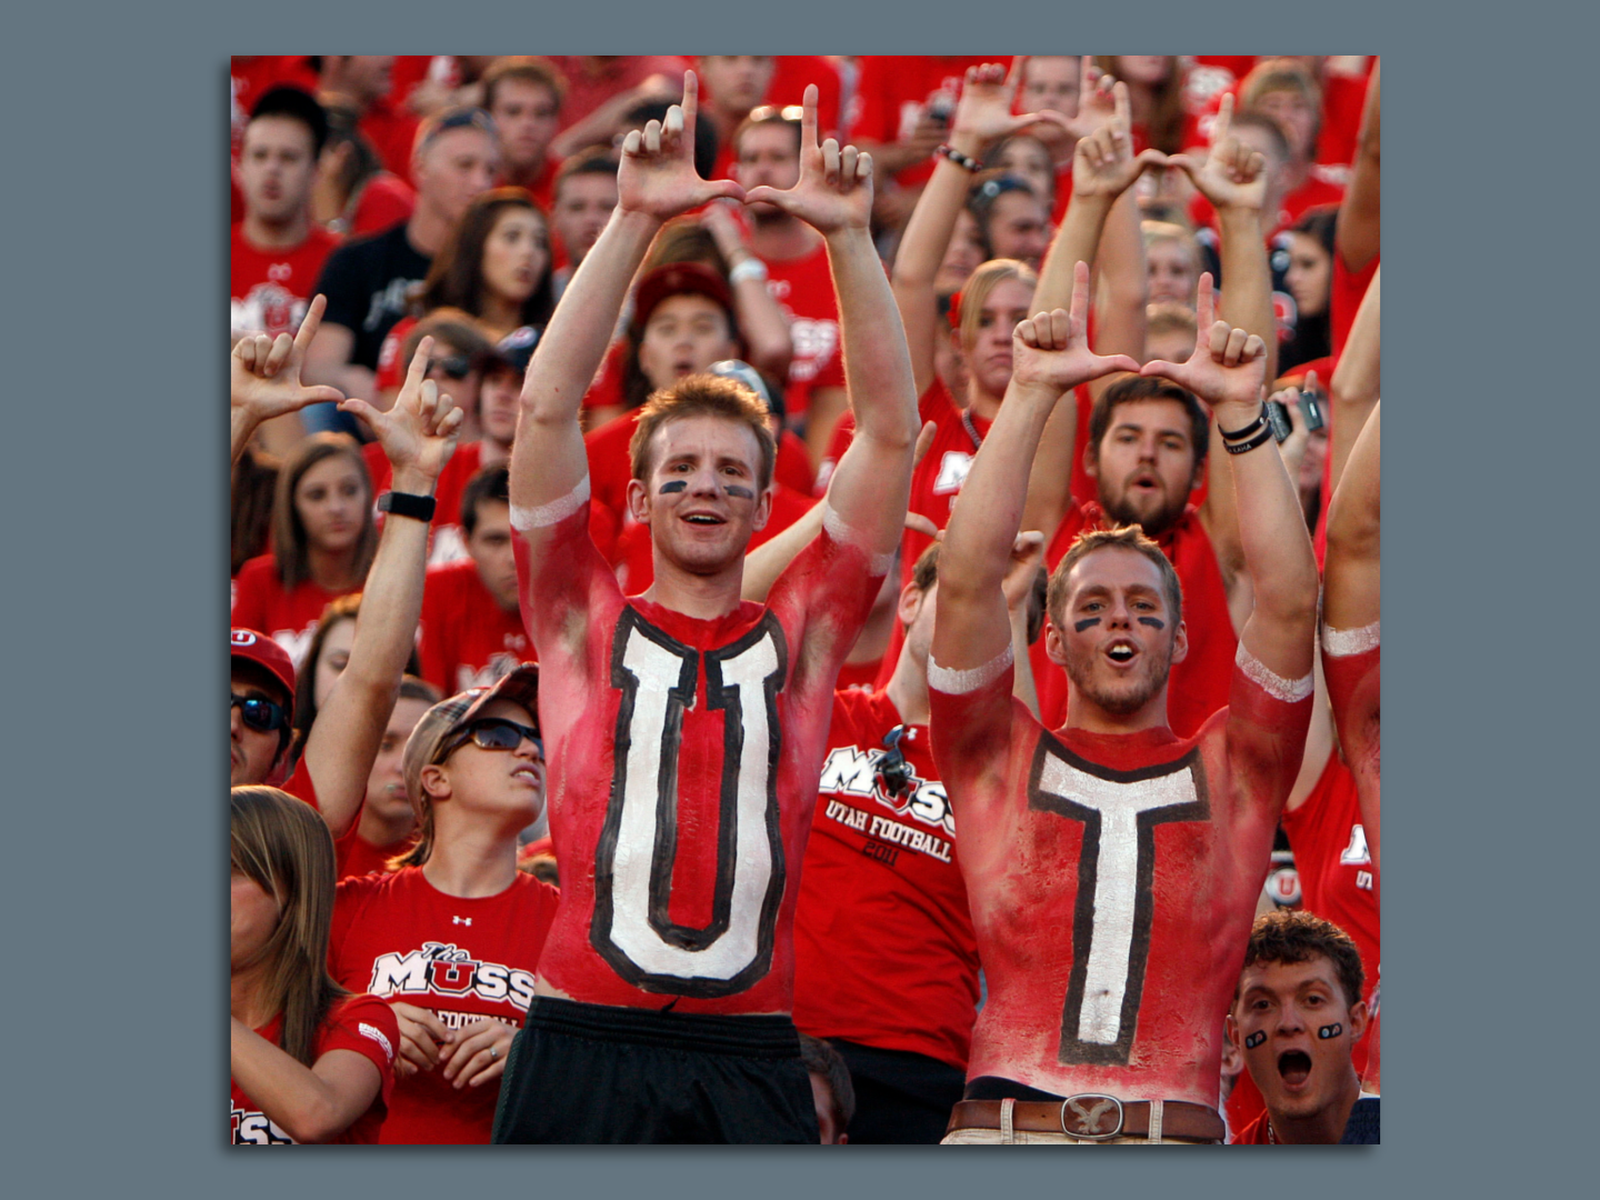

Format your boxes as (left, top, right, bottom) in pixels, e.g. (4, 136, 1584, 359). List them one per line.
(232, 693, 289, 734)
(875, 725, 915, 801)
(428, 354, 474, 381)
(435, 717, 542, 763)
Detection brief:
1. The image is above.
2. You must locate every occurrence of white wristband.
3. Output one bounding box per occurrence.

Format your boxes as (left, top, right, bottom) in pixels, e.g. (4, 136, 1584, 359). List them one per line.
(729, 257, 768, 285)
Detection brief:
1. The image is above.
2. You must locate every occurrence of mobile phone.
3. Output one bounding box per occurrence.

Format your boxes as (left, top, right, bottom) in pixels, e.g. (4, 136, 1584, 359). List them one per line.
(1265, 400, 1293, 444)
(1297, 389, 1326, 433)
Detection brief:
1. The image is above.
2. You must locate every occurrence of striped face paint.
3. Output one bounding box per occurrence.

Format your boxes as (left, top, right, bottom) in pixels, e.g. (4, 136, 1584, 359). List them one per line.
(658, 480, 688, 494)
(1244, 1030, 1267, 1049)
(723, 484, 755, 500)
(1137, 617, 1165, 629)
(1074, 618, 1101, 633)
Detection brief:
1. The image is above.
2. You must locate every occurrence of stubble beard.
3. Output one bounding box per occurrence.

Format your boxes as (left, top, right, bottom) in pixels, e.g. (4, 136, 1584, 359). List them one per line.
(1064, 645, 1174, 716)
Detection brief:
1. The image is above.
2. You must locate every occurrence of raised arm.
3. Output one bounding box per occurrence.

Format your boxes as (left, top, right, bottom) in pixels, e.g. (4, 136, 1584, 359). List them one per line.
(510, 71, 744, 535)
(701, 200, 794, 383)
(1328, 265, 1380, 492)
(230, 293, 345, 465)
(1336, 59, 1380, 274)
(746, 86, 920, 561)
(300, 340, 463, 839)
(1142, 276, 1317, 685)
(892, 61, 1068, 400)
(935, 264, 1140, 676)
(1025, 76, 1163, 535)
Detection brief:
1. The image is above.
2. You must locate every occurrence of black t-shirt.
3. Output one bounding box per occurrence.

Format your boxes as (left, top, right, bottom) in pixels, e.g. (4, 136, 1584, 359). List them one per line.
(313, 222, 431, 372)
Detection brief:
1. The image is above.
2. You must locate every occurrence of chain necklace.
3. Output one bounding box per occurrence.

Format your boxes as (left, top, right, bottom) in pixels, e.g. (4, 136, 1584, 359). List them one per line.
(960, 408, 985, 451)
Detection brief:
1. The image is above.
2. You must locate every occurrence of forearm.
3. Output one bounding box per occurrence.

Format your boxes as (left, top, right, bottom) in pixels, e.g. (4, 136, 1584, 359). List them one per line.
(231, 409, 262, 467)
(741, 497, 825, 602)
(1216, 207, 1277, 384)
(891, 151, 977, 398)
(230, 1019, 374, 1145)
(826, 227, 919, 451)
(1091, 188, 1148, 361)
(1008, 602, 1040, 720)
(728, 271, 793, 381)
(1328, 266, 1380, 491)
(1219, 401, 1318, 625)
(1336, 61, 1380, 273)
(1324, 403, 1381, 600)
(1035, 192, 1113, 311)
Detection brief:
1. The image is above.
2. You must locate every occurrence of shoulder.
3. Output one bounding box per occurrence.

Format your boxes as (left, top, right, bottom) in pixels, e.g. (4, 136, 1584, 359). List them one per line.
(510, 871, 561, 911)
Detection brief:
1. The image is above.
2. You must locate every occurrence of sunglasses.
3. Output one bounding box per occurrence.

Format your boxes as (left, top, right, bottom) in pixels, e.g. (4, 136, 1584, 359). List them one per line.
(427, 354, 475, 381)
(232, 693, 289, 734)
(434, 717, 543, 764)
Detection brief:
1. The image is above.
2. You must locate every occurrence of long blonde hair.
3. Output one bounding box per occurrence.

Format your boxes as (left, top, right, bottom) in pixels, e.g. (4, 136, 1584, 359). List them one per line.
(230, 786, 348, 1065)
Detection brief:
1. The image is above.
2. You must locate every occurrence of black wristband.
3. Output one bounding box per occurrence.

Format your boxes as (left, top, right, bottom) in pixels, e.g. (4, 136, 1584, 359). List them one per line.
(1223, 423, 1276, 455)
(377, 491, 437, 522)
(1218, 410, 1268, 442)
(935, 143, 981, 173)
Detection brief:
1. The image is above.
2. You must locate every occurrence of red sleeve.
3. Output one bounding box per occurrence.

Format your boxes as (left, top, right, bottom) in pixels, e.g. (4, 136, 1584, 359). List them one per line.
(352, 174, 416, 237)
(769, 56, 842, 135)
(230, 557, 275, 632)
(374, 316, 417, 395)
(417, 569, 453, 692)
(317, 994, 399, 1109)
(283, 764, 369, 873)
(775, 430, 816, 496)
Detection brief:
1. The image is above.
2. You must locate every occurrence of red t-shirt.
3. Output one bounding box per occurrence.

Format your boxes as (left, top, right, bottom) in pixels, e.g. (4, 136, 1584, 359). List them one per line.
(770, 56, 844, 136)
(281, 761, 371, 877)
(329, 867, 560, 1143)
(363, 439, 485, 568)
(512, 491, 886, 1014)
(337, 833, 411, 881)
(232, 555, 356, 671)
(792, 690, 979, 1070)
(231, 224, 343, 341)
(848, 56, 999, 187)
(835, 657, 883, 693)
(230, 57, 319, 155)
(1321, 630, 1381, 867)
(760, 239, 846, 419)
(1315, 64, 1376, 169)
(548, 56, 692, 132)
(349, 172, 417, 237)
(1282, 751, 1379, 1080)
(1035, 500, 1236, 739)
(1188, 171, 1346, 241)
(419, 558, 534, 694)
(231, 993, 399, 1144)
(360, 96, 422, 186)
(928, 650, 1311, 1101)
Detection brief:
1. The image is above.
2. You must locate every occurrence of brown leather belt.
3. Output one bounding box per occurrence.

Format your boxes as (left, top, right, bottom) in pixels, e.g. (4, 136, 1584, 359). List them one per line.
(947, 1097, 1225, 1142)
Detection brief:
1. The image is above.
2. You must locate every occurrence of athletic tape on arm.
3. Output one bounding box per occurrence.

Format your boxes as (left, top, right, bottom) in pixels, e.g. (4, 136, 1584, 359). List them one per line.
(1321, 619, 1380, 657)
(510, 477, 590, 531)
(821, 502, 896, 577)
(927, 644, 1014, 696)
(1236, 643, 1314, 703)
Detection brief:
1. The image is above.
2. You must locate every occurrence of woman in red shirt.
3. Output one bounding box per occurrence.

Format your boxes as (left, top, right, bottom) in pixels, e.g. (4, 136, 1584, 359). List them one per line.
(230, 785, 399, 1144)
(231, 433, 376, 669)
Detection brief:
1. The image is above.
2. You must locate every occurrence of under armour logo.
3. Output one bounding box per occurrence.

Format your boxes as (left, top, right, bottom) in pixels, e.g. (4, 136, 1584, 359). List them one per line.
(1065, 1097, 1118, 1136)
(452, 916, 472, 926)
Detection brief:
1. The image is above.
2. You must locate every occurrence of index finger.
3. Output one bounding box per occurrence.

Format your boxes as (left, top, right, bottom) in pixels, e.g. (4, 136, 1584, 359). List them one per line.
(408, 1006, 452, 1042)
(680, 70, 698, 134)
(1195, 272, 1215, 332)
(1113, 79, 1130, 132)
(1211, 92, 1234, 150)
(1069, 259, 1091, 328)
(801, 84, 819, 152)
(293, 293, 327, 358)
(404, 335, 434, 395)
(1005, 55, 1026, 96)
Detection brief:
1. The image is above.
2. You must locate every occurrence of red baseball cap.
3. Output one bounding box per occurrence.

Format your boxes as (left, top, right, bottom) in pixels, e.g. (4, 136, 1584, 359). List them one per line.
(230, 629, 297, 711)
(632, 262, 734, 332)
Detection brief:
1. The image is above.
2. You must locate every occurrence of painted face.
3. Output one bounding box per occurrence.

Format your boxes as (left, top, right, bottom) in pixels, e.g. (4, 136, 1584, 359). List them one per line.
(1146, 238, 1198, 307)
(1089, 397, 1200, 538)
(1253, 89, 1317, 161)
(481, 207, 550, 307)
(994, 138, 1056, 213)
(1229, 955, 1366, 1126)
(734, 121, 802, 214)
(637, 294, 737, 392)
(230, 663, 287, 787)
(479, 364, 520, 450)
(490, 79, 561, 173)
(231, 870, 282, 971)
(429, 698, 545, 827)
(294, 454, 366, 556)
(630, 414, 771, 576)
(552, 173, 618, 265)
(312, 616, 356, 710)
(984, 191, 1050, 271)
(966, 275, 1035, 399)
(1285, 231, 1332, 319)
(935, 209, 987, 291)
(239, 116, 317, 226)
(365, 695, 434, 822)
(1021, 56, 1082, 119)
(468, 499, 519, 612)
(1050, 546, 1183, 717)
(699, 56, 776, 114)
(416, 127, 500, 229)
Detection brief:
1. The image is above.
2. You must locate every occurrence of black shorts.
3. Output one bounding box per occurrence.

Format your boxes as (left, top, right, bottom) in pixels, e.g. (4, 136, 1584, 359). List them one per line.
(492, 997, 820, 1144)
(829, 1040, 967, 1145)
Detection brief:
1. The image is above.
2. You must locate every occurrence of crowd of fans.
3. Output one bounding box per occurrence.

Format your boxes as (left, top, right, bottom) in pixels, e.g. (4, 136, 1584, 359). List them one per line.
(230, 53, 1380, 1145)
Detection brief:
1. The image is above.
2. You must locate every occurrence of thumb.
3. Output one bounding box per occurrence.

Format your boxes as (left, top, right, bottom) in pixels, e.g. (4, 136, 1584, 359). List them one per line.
(300, 384, 347, 406)
(337, 396, 381, 431)
(705, 179, 748, 203)
(1164, 152, 1202, 180)
(1134, 148, 1172, 171)
(742, 184, 786, 209)
(1139, 359, 1193, 387)
(1096, 353, 1144, 375)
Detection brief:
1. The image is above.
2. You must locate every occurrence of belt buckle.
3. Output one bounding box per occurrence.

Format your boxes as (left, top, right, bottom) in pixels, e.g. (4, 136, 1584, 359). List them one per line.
(1059, 1093, 1125, 1141)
